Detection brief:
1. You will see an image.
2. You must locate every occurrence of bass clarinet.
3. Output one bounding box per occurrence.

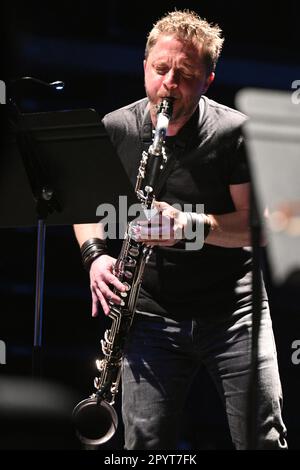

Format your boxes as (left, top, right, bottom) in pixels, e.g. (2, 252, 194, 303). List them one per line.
(72, 97, 174, 446)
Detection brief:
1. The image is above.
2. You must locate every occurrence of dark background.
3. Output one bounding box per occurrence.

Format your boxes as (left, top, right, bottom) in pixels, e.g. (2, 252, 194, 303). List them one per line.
(1, 0, 300, 450)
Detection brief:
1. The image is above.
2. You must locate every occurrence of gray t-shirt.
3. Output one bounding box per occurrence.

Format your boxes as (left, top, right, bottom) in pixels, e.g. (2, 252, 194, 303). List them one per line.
(103, 96, 267, 323)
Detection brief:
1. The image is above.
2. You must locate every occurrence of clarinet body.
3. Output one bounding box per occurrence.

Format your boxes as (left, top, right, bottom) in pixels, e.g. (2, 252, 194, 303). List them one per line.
(72, 98, 174, 446)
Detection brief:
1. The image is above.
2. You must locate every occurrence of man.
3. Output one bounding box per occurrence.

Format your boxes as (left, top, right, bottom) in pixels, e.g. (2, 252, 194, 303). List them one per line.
(74, 10, 287, 449)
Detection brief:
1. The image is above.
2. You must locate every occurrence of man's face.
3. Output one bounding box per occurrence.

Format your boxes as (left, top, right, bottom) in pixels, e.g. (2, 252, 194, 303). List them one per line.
(144, 34, 214, 123)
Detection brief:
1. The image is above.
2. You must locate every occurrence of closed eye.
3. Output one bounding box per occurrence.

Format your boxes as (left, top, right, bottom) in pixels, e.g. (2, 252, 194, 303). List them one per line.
(181, 72, 193, 79)
(155, 66, 169, 75)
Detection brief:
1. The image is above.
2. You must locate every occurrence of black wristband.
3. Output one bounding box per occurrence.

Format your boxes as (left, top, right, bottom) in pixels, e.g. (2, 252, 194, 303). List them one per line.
(80, 238, 108, 272)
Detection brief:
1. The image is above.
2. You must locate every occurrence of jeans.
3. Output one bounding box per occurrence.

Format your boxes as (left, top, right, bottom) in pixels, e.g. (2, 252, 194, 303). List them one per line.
(122, 304, 287, 450)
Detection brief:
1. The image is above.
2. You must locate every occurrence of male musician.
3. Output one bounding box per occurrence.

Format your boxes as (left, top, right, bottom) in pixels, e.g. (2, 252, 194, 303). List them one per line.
(74, 10, 287, 449)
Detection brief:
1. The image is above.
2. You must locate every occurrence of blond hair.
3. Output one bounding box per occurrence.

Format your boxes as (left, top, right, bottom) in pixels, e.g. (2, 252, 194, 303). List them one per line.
(145, 10, 224, 75)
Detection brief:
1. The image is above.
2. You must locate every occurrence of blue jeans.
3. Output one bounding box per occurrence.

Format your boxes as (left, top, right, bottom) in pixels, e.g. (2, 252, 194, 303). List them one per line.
(122, 304, 287, 450)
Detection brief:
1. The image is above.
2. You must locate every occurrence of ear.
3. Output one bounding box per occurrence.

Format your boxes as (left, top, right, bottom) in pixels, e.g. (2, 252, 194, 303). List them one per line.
(204, 72, 215, 93)
(143, 59, 147, 73)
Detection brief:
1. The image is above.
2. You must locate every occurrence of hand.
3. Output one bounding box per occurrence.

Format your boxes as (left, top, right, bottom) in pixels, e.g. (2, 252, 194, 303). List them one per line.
(134, 201, 188, 246)
(89, 254, 128, 316)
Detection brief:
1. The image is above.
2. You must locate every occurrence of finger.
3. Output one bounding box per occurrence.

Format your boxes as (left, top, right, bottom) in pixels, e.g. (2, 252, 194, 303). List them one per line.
(97, 281, 123, 305)
(94, 270, 127, 292)
(154, 200, 169, 210)
(91, 290, 99, 317)
(137, 215, 160, 226)
(139, 230, 172, 241)
(140, 221, 174, 240)
(99, 295, 110, 316)
(94, 286, 111, 315)
(104, 273, 128, 292)
(92, 287, 110, 317)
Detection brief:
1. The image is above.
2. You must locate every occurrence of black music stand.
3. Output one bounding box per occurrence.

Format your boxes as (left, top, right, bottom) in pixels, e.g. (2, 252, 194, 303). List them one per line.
(0, 107, 137, 375)
(236, 87, 300, 449)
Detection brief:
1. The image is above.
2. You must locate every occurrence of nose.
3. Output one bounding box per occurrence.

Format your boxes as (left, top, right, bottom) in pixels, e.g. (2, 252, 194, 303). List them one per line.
(162, 69, 178, 90)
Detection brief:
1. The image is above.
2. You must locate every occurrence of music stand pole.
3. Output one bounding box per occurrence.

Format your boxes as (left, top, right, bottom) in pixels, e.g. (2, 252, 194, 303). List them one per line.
(15, 112, 59, 377)
(32, 187, 57, 375)
(32, 218, 46, 376)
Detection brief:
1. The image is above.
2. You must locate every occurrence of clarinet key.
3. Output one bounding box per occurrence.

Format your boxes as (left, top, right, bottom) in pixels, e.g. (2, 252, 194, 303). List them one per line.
(128, 246, 139, 257)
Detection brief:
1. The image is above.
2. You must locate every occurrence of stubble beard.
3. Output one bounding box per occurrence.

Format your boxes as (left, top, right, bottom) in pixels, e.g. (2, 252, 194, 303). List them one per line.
(146, 92, 197, 124)
(151, 98, 198, 125)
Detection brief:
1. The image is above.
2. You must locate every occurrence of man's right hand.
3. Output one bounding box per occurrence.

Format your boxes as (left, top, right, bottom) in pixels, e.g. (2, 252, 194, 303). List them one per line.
(89, 254, 128, 316)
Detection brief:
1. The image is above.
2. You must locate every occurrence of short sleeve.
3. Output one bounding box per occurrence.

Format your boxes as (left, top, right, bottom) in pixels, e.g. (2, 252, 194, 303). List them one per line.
(228, 134, 251, 185)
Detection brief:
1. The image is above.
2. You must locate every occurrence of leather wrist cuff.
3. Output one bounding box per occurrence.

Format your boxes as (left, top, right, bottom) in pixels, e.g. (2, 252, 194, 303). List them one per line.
(80, 238, 108, 272)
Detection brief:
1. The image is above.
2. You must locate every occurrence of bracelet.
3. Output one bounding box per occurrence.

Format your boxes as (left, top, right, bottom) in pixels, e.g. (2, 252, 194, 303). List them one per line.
(185, 212, 212, 241)
(80, 238, 108, 272)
